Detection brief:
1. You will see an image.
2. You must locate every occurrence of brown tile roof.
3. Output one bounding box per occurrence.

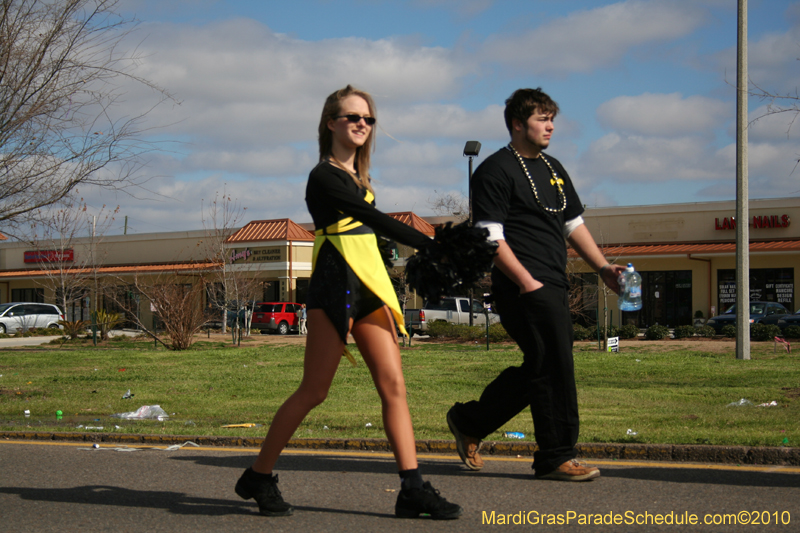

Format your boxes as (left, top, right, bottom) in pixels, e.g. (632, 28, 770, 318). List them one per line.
(568, 239, 800, 258)
(226, 218, 315, 243)
(0, 262, 221, 279)
(386, 212, 436, 236)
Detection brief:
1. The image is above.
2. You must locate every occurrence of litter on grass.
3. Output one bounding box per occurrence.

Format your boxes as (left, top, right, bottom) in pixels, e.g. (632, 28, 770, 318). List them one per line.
(110, 405, 169, 420)
(726, 398, 755, 407)
(122, 389, 134, 399)
(757, 401, 778, 407)
(626, 429, 638, 436)
(221, 423, 262, 428)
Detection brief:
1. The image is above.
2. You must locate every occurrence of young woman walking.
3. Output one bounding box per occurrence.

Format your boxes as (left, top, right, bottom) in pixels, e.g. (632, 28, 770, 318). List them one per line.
(234, 85, 462, 520)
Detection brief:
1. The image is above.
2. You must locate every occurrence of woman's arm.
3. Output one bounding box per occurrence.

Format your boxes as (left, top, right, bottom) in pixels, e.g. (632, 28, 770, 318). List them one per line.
(310, 164, 431, 249)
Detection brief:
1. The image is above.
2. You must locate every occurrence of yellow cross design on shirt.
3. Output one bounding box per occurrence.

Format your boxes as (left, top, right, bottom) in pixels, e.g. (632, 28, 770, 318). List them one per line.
(550, 177, 564, 186)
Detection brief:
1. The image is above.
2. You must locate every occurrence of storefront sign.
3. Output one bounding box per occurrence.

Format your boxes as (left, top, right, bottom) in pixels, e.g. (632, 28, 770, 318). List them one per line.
(770, 283, 794, 304)
(229, 247, 283, 264)
(715, 214, 791, 230)
(24, 249, 74, 263)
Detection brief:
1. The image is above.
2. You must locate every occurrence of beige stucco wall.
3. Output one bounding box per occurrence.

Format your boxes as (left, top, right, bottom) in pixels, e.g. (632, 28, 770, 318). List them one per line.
(0, 230, 211, 271)
(583, 197, 799, 245)
(572, 198, 800, 321)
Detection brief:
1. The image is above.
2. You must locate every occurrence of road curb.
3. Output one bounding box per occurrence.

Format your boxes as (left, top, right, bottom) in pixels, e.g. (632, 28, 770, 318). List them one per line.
(2, 431, 798, 466)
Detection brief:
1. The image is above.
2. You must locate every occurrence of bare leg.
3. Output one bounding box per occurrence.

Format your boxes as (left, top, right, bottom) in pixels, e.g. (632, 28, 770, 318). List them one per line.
(252, 309, 344, 474)
(352, 306, 418, 471)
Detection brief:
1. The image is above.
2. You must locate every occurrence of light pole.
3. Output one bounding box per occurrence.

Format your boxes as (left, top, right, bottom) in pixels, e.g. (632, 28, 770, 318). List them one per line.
(736, 0, 750, 360)
(464, 141, 481, 326)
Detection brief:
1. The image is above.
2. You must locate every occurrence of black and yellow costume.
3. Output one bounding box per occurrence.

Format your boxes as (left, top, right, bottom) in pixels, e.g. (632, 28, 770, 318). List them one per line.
(305, 161, 431, 344)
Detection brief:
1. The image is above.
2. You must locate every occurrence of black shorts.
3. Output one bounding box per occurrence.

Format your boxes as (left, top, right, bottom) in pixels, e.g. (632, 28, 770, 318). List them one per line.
(307, 240, 385, 343)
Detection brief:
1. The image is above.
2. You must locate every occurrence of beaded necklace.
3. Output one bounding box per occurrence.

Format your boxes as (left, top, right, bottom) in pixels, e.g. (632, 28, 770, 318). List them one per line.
(506, 143, 567, 215)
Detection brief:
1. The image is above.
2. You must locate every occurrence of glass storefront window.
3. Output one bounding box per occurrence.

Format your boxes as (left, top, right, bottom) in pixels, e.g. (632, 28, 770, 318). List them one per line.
(717, 268, 794, 313)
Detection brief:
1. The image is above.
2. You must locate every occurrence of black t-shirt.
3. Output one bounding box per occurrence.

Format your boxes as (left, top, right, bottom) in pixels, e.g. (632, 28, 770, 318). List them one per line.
(472, 147, 584, 290)
(305, 161, 431, 249)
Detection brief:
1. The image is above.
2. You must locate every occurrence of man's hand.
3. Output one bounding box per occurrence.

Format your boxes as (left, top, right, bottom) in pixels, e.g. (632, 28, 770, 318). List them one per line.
(600, 264, 626, 295)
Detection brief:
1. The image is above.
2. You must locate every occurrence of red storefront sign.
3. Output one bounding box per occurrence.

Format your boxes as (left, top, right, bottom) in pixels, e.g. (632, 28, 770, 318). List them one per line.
(714, 215, 791, 230)
(24, 249, 74, 263)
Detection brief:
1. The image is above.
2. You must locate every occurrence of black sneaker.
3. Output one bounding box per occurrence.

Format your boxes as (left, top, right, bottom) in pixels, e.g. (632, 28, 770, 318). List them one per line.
(395, 481, 463, 520)
(235, 468, 294, 516)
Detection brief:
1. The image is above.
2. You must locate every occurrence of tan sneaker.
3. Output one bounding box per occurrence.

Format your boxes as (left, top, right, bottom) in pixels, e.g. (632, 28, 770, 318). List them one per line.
(536, 459, 600, 482)
(446, 409, 484, 471)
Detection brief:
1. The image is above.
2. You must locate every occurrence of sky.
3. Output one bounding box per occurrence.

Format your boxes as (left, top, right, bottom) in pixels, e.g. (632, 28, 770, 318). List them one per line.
(76, 0, 800, 235)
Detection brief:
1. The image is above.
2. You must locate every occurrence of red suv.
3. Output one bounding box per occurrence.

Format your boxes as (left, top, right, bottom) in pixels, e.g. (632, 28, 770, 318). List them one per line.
(251, 302, 302, 335)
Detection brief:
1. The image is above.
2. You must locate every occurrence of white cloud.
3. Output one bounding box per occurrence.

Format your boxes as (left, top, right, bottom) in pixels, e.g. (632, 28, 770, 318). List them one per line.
(379, 103, 507, 141)
(597, 93, 729, 137)
(184, 146, 316, 177)
(577, 132, 732, 185)
(119, 19, 472, 148)
(479, 0, 704, 74)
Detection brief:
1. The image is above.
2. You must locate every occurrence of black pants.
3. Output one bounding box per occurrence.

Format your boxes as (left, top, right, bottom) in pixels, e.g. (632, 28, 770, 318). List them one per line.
(451, 284, 579, 475)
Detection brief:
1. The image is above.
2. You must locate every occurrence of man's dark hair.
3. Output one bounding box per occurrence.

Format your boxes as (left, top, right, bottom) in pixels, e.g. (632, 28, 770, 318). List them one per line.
(504, 88, 559, 134)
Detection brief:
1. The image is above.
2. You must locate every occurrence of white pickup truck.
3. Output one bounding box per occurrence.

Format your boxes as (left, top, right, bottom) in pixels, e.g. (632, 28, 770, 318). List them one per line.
(403, 297, 499, 336)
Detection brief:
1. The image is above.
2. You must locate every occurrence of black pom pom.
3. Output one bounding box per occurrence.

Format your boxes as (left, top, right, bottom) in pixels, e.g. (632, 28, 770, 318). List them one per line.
(405, 222, 496, 302)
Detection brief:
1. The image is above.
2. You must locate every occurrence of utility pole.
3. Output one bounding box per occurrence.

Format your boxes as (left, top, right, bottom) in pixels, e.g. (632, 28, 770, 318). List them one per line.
(736, 0, 750, 360)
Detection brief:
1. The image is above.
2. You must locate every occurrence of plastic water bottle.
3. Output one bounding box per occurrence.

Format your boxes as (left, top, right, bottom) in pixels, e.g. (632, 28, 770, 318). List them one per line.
(618, 263, 642, 311)
(504, 431, 525, 439)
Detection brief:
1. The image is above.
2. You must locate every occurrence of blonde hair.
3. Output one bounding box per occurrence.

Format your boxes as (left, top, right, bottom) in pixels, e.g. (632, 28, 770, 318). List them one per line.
(318, 85, 376, 192)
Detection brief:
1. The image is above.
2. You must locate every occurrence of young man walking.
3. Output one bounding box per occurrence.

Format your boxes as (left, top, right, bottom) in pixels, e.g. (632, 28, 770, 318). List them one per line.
(447, 88, 624, 481)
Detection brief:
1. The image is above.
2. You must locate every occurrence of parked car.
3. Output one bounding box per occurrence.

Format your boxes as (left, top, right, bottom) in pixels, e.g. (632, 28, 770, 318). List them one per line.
(0, 302, 64, 334)
(776, 310, 800, 332)
(403, 297, 499, 337)
(251, 302, 302, 335)
(705, 301, 789, 333)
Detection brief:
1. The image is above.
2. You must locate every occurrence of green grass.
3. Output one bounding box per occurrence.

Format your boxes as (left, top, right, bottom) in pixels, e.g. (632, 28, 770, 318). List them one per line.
(1, 339, 798, 447)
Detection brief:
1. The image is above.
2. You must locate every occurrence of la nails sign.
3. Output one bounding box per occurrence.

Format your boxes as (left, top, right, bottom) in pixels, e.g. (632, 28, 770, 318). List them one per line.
(715, 214, 791, 230)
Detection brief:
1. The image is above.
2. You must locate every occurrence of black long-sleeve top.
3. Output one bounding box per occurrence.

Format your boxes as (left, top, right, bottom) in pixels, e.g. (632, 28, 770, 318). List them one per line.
(305, 161, 431, 249)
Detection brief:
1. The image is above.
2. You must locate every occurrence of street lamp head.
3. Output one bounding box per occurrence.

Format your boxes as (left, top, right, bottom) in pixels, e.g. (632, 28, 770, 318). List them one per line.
(463, 140, 481, 157)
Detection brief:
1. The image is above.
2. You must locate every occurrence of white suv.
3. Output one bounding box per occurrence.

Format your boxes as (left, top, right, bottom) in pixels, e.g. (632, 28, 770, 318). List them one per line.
(0, 302, 64, 334)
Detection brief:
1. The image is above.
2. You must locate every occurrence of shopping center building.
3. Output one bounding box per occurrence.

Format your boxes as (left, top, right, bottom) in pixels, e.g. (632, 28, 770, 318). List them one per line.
(1, 197, 798, 329)
(573, 197, 799, 328)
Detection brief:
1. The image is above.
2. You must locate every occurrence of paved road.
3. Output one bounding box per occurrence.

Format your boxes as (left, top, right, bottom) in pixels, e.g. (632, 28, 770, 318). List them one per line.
(1, 440, 798, 532)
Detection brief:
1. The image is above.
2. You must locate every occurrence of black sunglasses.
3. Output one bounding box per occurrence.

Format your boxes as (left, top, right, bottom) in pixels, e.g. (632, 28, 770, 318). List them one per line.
(336, 114, 376, 126)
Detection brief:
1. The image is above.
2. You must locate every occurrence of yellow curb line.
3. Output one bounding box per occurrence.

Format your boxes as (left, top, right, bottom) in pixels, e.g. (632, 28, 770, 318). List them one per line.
(3, 439, 799, 474)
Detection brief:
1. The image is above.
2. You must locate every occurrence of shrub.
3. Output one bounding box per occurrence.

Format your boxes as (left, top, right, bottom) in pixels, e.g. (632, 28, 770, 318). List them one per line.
(783, 325, 800, 339)
(91, 309, 124, 341)
(572, 323, 590, 341)
(645, 324, 670, 340)
(605, 324, 620, 338)
(426, 320, 455, 338)
(750, 323, 781, 341)
(59, 319, 90, 340)
(487, 322, 510, 343)
(696, 325, 716, 338)
(673, 325, 696, 339)
(427, 320, 509, 343)
(721, 324, 737, 338)
(619, 324, 640, 339)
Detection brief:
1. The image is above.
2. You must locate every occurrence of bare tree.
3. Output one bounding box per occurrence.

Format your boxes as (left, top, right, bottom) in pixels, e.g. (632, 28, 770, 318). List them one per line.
(112, 272, 210, 350)
(200, 190, 264, 339)
(0, 0, 174, 230)
(27, 195, 117, 322)
(428, 191, 469, 222)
